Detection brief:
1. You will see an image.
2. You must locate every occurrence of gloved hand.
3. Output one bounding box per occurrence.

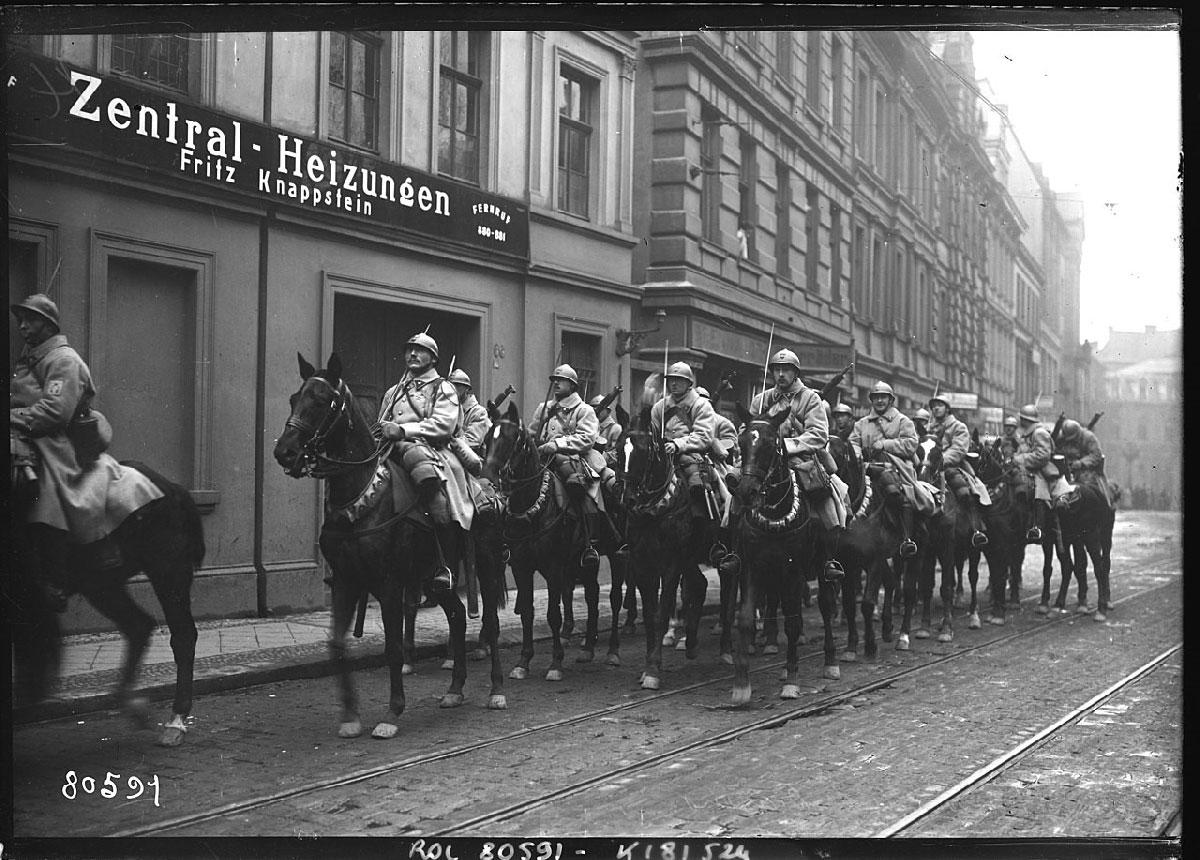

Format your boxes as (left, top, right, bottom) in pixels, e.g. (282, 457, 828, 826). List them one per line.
(537, 441, 557, 456)
(663, 440, 678, 456)
(379, 422, 404, 441)
(871, 439, 884, 454)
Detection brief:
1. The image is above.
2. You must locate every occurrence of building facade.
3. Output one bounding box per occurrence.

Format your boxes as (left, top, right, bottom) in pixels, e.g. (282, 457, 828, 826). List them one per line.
(9, 31, 639, 630)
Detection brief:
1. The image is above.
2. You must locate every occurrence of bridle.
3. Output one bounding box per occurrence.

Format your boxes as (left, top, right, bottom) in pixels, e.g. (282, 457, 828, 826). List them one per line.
(487, 417, 551, 492)
(284, 376, 388, 478)
(740, 420, 803, 532)
(621, 428, 678, 517)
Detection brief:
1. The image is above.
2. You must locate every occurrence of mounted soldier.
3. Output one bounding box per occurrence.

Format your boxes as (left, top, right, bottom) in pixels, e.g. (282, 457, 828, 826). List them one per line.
(1055, 419, 1116, 509)
(1011, 403, 1074, 543)
(849, 380, 936, 557)
(10, 293, 165, 611)
(697, 386, 740, 470)
(375, 330, 474, 592)
(1000, 414, 1020, 455)
(589, 388, 623, 500)
(830, 402, 856, 443)
(529, 363, 615, 570)
(926, 393, 990, 547)
(448, 369, 491, 457)
(911, 406, 932, 469)
(750, 348, 847, 580)
(650, 362, 719, 532)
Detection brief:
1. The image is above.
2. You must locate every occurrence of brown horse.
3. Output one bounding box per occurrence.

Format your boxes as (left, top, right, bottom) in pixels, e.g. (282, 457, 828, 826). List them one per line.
(274, 353, 506, 739)
(10, 459, 204, 747)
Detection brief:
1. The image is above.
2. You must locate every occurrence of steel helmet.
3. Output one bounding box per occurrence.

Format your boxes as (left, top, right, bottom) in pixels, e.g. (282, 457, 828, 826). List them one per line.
(405, 331, 440, 361)
(11, 293, 60, 329)
(832, 403, 854, 417)
(870, 381, 895, 399)
(588, 394, 608, 408)
(448, 368, 472, 388)
(1003, 415, 1019, 429)
(1060, 418, 1082, 441)
(914, 407, 932, 422)
(768, 348, 802, 372)
(695, 386, 711, 399)
(928, 393, 950, 410)
(549, 364, 579, 385)
(1018, 404, 1039, 423)
(664, 361, 696, 385)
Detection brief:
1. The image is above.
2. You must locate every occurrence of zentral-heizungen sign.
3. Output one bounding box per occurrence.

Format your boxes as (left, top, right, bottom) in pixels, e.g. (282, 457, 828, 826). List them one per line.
(7, 50, 529, 260)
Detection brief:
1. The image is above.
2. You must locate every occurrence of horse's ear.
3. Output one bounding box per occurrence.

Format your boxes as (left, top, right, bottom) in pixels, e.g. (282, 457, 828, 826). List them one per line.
(616, 403, 630, 429)
(736, 401, 752, 428)
(298, 353, 316, 380)
(769, 407, 789, 429)
(327, 352, 343, 384)
(504, 401, 519, 422)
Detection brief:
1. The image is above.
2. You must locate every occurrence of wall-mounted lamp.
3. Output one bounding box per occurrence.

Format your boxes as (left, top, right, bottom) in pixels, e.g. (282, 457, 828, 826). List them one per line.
(689, 166, 741, 180)
(615, 308, 667, 356)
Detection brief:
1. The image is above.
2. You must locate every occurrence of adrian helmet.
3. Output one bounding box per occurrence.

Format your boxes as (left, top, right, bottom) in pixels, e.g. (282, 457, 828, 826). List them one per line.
(405, 331, 440, 361)
(914, 407, 932, 423)
(870, 381, 895, 400)
(448, 368, 472, 388)
(664, 361, 696, 385)
(768, 348, 802, 372)
(1018, 404, 1039, 423)
(832, 403, 854, 417)
(11, 293, 60, 329)
(695, 386, 711, 399)
(1060, 418, 1082, 441)
(1003, 415, 1019, 429)
(588, 394, 608, 409)
(928, 393, 950, 410)
(549, 364, 580, 385)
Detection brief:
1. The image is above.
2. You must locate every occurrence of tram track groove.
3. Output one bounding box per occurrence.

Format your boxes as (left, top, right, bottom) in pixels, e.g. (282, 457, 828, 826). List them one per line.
(105, 573, 1179, 837)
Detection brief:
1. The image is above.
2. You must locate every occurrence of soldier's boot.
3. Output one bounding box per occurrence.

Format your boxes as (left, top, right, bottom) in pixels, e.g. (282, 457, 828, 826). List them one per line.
(899, 503, 918, 558)
(956, 487, 988, 547)
(822, 524, 846, 584)
(600, 478, 630, 561)
(1026, 501, 1046, 543)
(579, 509, 601, 572)
(35, 526, 72, 613)
(430, 524, 461, 592)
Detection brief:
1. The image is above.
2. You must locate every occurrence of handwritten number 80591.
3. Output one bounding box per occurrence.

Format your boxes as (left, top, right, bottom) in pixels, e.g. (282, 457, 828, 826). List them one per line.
(62, 770, 161, 807)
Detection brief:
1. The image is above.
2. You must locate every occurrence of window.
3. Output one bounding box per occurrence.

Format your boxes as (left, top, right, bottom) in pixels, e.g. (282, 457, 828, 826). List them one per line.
(329, 32, 380, 150)
(561, 330, 600, 396)
(439, 31, 486, 183)
(871, 235, 884, 321)
(738, 134, 757, 261)
(806, 31, 823, 113)
(831, 38, 845, 131)
(775, 160, 791, 277)
(700, 104, 722, 242)
(558, 66, 595, 218)
(852, 224, 866, 315)
(805, 185, 820, 294)
(776, 32, 793, 86)
(829, 202, 842, 304)
(855, 70, 870, 157)
(873, 88, 886, 171)
(111, 34, 195, 93)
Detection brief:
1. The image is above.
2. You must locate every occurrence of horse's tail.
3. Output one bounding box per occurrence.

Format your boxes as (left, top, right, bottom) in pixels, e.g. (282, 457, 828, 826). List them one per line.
(121, 460, 207, 567)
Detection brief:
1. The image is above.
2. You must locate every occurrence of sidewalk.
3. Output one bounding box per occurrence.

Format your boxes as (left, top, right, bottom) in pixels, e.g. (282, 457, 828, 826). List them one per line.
(16, 567, 724, 723)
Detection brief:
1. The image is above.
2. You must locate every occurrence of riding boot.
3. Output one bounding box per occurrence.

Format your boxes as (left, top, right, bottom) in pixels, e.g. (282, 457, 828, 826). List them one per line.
(1026, 501, 1046, 543)
(899, 504, 918, 558)
(35, 527, 71, 613)
(971, 498, 989, 547)
(822, 524, 846, 583)
(430, 524, 460, 592)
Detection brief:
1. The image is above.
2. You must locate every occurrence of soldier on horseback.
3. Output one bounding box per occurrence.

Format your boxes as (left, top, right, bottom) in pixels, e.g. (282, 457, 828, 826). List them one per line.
(927, 393, 990, 547)
(1011, 403, 1074, 543)
(849, 380, 936, 558)
(11, 294, 167, 612)
(698, 386, 740, 469)
(1001, 414, 1020, 454)
(830, 402, 856, 443)
(589, 391, 623, 500)
(449, 369, 491, 458)
(650, 362, 719, 538)
(376, 331, 472, 592)
(750, 348, 847, 580)
(1056, 419, 1116, 509)
(529, 364, 616, 571)
(911, 406, 932, 469)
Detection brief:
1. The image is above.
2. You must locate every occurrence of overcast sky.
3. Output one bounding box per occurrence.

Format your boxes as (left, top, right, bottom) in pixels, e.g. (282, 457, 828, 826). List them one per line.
(965, 28, 1181, 350)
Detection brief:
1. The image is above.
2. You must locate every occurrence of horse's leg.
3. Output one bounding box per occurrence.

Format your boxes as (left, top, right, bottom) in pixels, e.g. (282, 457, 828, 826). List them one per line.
(560, 566, 576, 642)
(81, 579, 156, 728)
(660, 567, 680, 647)
(508, 564, 536, 680)
(402, 583, 420, 674)
(576, 564, 600, 663)
(1042, 531, 1062, 611)
(732, 558, 757, 704)
(681, 562, 706, 661)
(896, 554, 917, 651)
(861, 560, 879, 658)
(761, 580, 780, 654)
(144, 561, 198, 747)
(434, 585, 468, 708)
(937, 546, 956, 643)
(1054, 536, 1074, 611)
(718, 561, 738, 664)
(1072, 535, 1091, 612)
(880, 559, 896, 644)
(638, 553, 664, 691)
(914, 544, 936, 639)
(987, 543, 1009, 625)
(327, 573, 362, 737)
(840, 560, 860, 662)
(1092, 531, 1112, 621)
(965, 546, 981, 627)
(367, 582, 408, 738)
(606, 550, 627, 663)
(816, 567, 839, 682)
(544, 563, 566, 682)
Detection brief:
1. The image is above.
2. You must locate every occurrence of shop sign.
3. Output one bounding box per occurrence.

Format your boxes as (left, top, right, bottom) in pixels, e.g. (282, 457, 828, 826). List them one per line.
(791, 344, 855, 373)
(941, 392, 979, 410)
(979, 406, 1004, 425)
(7, 50, 529, 259)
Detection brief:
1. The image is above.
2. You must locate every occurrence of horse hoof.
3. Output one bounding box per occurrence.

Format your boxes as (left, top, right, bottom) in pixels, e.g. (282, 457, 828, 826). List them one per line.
(371, 722, 399, 739)
(968, 613, 981, 629)
(641, 674, 660, 691)
(763, 644, 779, 655)
(823, 665, 841, 681)
(720, 652, 734, 665)
(675, 637, 688, 651)
(488, 694, 508, 710)
(896, 634, 910, 651)
(441, 658, 455, 671)
(840, 650, 857, 663)
(937, 630, 953, 643)
(662, 632, 676, 647)
(781, 684, 802, 699)
(1035, 603, 1050, 615)
(402, 663, 415, 676)
(731, 685, 752, 705)
(576, 650, 595, 664)
(124, 697, 153, 729)
(1093, 611, 1107, 623)
(158, 726, 187, 748)
(1076, 604, 1092, 615)
(545, 668, 564, 682)
(509, 666, 528, 680)
(606, 652, 621, 667)
(913, 628, 931, 640)
(338, 720, 363, 738)
(988, 616, 1006, 626)
(439, 694, 464, 709)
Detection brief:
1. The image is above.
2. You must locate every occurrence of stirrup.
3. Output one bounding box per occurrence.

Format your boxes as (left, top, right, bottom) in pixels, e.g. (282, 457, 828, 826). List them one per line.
(971, 531, 989, 548)
(581, 545, 600, 569)
(718, 552, 741, 576)
(899, 539, 917, 558)
(612, 543, 630, 561)
(430, 565, 454, 592)
(500, 546, 512, 564)
(708, 541, 728, 566)
(821, 560, 845, 583)
(1025, 527, 1042, 543)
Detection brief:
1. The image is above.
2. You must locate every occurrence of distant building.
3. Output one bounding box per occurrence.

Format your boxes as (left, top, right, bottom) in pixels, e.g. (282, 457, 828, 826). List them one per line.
(1094, 326, 1181, 510)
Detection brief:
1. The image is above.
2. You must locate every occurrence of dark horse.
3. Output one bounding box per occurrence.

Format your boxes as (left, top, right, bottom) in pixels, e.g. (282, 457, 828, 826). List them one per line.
(274, 353, 506, 738)
(830, 438, 925, 658)
(1049, 456, 1115, 622)
(621, 380, 726, 690)
(10, 458, 205, 747)
(963, 438, 1026, 628)
(481, 401, 601, 680)
(915, 444, 972, 643)
(730, 405, 835, 702)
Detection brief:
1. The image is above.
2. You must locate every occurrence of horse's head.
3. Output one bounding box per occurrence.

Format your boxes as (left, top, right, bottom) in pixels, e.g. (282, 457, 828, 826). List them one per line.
(917, 439, 941, 482)
(481, 401, 536, 487)
(622, 377, 670, 492)
(735, 403, 787, 505)
(274, 352, 358, 478)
